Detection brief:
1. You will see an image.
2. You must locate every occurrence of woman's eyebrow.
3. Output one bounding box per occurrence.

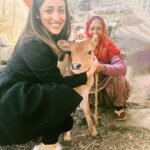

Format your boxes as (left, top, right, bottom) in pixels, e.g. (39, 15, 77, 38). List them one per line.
(45, 6, 53, 9)
(44, 5, 65, 9)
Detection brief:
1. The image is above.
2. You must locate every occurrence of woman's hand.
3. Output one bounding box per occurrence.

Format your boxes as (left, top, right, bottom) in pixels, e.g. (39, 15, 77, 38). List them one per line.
(74, 32, 87, 41)
(96, 63, 105, 73)
(86, 56, 99, 77)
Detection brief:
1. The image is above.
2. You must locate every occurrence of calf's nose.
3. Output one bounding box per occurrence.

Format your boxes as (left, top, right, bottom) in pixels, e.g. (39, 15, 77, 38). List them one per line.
(71, 63, 81, 70)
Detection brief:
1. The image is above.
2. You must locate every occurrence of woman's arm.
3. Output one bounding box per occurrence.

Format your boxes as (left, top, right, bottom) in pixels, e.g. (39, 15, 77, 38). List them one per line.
(20, 38, 88, 88)
(104, 55, 127, 75)
(97, 55, 127, 76)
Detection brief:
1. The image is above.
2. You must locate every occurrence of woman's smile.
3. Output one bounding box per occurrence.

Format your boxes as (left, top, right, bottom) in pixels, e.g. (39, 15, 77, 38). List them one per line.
(40, 0, 66, 35)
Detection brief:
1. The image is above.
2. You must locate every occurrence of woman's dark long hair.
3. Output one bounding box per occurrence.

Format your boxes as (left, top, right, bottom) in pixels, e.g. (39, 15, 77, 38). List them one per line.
(18, 0, 71, 56)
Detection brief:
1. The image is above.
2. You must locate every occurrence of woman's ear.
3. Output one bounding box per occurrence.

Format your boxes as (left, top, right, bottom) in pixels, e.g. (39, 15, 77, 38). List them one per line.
(57, 40, 73, 52)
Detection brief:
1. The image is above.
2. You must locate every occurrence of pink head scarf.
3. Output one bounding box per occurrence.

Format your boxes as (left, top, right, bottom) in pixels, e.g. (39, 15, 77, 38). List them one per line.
(85, 16, 121, 62)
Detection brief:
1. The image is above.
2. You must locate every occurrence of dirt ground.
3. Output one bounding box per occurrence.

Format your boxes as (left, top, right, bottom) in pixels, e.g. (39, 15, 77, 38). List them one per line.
(0, 70, 149, 150)
(63, 71, 150, 150)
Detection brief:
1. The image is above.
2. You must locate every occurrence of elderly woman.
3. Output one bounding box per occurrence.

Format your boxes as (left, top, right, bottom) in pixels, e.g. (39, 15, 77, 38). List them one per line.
(84, 16, 131, 121)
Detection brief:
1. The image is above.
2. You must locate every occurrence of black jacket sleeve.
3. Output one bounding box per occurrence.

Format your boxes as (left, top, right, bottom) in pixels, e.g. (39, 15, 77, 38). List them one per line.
(21, 38, 87, 88)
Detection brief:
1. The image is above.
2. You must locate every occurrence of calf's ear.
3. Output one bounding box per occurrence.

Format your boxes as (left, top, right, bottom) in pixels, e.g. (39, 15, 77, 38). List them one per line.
(57, 40, 72, 52)
(92, 34, 99, 46)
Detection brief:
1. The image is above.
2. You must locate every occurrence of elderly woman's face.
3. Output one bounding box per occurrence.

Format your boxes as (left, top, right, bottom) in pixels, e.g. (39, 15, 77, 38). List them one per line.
(88, 18, 103, 38)
(39, 0, 66, 35)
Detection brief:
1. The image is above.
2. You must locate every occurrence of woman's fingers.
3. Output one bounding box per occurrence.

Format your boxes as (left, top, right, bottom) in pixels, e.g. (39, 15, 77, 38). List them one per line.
(74, 32, 87, 41)
(92, 55, 98, 63)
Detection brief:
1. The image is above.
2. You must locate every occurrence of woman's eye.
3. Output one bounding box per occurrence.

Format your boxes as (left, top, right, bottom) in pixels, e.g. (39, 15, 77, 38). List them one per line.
(89, 27, 94, 31)
(45, 9, 53, 14)
(88, 50, 92, 55)
(58, 8, 65, 14)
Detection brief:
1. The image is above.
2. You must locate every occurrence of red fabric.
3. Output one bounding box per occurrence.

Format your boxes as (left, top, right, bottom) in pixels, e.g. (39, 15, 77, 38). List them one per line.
(85, 16, 121, 63)
(23, 0, 32, 7)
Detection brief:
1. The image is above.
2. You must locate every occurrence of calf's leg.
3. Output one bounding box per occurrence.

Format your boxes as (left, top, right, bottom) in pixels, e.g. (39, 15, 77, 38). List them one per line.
(81, 95, 97, 137)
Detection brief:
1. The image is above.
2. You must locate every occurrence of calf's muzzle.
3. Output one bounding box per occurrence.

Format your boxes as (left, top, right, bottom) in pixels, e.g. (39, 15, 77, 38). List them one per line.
(71, 63, 81, 70)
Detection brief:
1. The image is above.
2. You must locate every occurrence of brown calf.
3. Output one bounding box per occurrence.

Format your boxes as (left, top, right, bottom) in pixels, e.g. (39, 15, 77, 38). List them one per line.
(57, 35, 99, 140)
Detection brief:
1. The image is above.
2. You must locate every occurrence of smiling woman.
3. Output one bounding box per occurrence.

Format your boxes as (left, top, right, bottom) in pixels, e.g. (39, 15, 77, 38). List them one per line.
(0, 0, 99, 149)
(39, 0, 66, 35)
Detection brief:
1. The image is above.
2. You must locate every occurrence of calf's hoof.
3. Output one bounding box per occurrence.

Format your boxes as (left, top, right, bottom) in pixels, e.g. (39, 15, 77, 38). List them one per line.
(90, 127, 97, 137)
(39, 143, 62, 150)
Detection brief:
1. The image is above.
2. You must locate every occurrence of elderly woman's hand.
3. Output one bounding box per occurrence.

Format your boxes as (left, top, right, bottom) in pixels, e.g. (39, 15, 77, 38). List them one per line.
(86, 56, 99, 77)
(96, 63, 105, 73)
(74, 32, 87, 41)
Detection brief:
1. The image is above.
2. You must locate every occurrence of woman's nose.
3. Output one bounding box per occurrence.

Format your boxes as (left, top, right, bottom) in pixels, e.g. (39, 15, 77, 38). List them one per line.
(52, 11, 59, 21)
(93, 29, 98, 34)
